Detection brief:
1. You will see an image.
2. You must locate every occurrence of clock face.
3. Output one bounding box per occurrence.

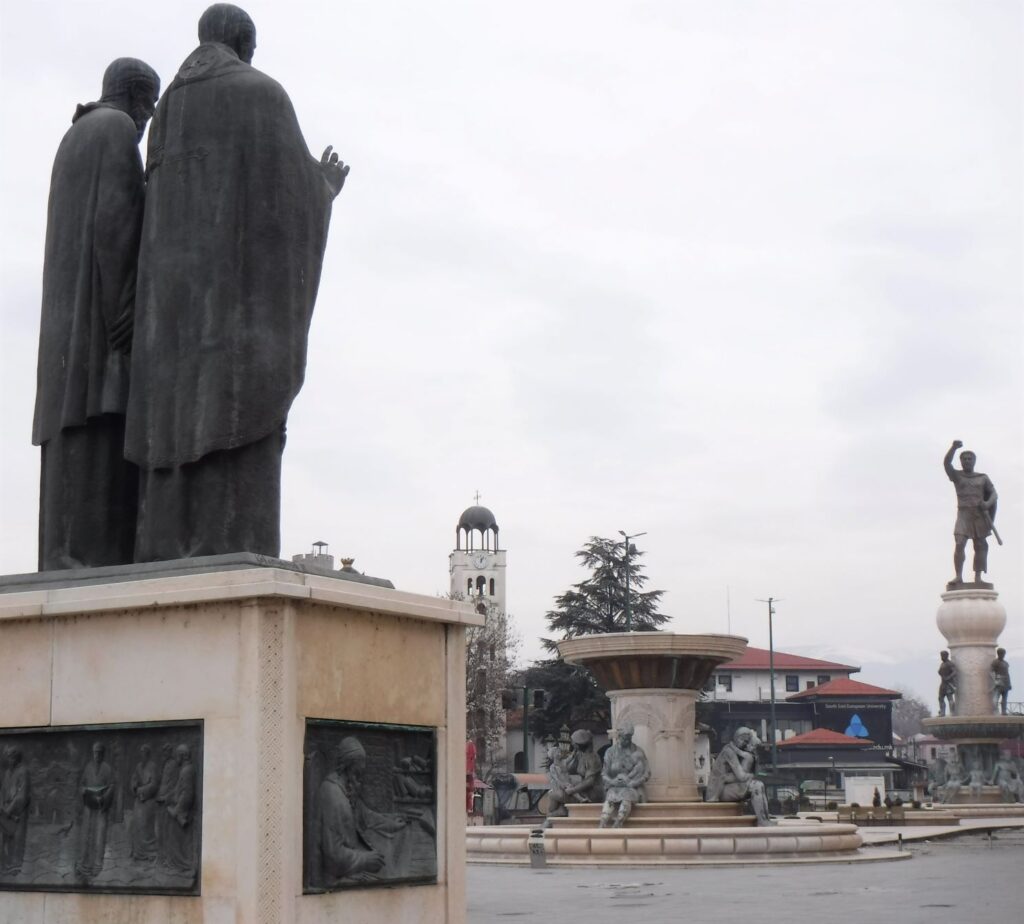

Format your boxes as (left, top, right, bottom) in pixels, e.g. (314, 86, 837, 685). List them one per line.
(472, 553, 489, 569)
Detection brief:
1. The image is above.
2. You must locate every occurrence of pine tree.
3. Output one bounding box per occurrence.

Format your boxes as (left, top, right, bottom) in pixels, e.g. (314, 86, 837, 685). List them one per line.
(524, 535, 666, 738)
(542, 535, 667, 650)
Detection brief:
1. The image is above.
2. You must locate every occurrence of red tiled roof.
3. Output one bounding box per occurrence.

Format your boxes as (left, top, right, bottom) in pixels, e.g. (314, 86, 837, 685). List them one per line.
(777, 728, 875, 747)
(719, 646, 859, 672)
(786, 678, 901, 700)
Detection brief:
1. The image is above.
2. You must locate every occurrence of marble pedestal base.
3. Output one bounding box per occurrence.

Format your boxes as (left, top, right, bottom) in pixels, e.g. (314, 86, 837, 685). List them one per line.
(0, 564, 480, 924)
(608, 689, 700, 802)
(935, 587, 1006, 715)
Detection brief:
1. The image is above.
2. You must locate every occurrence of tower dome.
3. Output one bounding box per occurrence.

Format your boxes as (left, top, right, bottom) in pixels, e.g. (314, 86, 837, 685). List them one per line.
(458, 505, 498, 532)
(456, 503, 499, 551)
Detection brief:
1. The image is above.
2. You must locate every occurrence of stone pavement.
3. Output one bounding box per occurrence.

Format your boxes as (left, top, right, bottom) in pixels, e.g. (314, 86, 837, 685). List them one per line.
(857, 815, 1024, 845)
(467, 828, 1023, 924)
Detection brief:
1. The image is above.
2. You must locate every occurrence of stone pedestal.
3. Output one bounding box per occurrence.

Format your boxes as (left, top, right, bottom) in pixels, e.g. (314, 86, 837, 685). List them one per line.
(923, 585, 1024, 784)
(935, 588, 1006, 715)
(608, 689, 699, 801)
(0, 561, 481, 924)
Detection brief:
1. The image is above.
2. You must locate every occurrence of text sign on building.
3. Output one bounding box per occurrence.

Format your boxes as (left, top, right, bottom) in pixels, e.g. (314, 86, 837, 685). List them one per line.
(814, 703, 892, 744)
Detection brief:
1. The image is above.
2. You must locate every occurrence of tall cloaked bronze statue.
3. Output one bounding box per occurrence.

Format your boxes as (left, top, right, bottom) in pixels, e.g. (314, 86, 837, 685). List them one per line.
(125, 4, 349, 561)
(33, 58, 160, 570)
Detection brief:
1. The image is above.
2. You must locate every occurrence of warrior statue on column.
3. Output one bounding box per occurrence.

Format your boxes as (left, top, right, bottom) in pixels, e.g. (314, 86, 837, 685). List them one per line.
(943, 441, 999, 587)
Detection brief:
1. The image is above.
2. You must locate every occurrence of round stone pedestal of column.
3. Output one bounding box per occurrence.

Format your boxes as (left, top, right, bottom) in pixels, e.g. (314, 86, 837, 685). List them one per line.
(608, 688, 700, 801)
(935, 588, 1006, 716)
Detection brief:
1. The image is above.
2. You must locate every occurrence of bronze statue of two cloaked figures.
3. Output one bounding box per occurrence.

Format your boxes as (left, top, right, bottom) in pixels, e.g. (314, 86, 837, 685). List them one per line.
(33, 4, 348, 570)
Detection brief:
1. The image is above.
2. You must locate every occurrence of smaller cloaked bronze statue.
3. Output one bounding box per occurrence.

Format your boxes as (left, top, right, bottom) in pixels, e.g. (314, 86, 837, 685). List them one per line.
(943, 440, 1000, 588)
(937, 650, 957, 717)
(991, 648, 1012, 716)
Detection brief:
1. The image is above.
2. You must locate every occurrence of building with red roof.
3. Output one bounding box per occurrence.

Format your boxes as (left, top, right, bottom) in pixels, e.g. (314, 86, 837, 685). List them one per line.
(707, 646, 860, 702)
(785, 678, 900, 701)
(696, 646, 924, 804)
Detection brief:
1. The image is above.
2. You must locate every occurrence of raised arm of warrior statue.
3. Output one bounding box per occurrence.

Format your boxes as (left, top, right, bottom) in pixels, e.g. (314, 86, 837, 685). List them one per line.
(944, 440, 963, 481)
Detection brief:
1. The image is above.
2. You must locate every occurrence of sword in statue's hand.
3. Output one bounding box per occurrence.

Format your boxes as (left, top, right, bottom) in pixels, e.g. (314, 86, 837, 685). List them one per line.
(981, 505, 1003, 546)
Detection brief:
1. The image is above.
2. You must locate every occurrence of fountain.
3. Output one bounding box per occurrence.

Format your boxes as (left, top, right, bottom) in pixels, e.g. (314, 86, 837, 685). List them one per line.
(467, 631, 874, 865)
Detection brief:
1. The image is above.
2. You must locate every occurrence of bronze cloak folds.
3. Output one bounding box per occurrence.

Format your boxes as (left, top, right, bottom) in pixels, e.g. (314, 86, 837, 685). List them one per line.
(125, 42, 333, 470)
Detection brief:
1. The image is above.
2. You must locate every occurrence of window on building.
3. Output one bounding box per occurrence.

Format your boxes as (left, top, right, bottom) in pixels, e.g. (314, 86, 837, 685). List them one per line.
(717, 675, 733, 692)
(476, 575, 486, 594)
(467, 578, 472, 594)
(930, 748, 937, 759)
(785, 675, 799, 692)
(489, 578, 495, 596)
(817, 674, 831, 685)
(806, 680, 815, 689)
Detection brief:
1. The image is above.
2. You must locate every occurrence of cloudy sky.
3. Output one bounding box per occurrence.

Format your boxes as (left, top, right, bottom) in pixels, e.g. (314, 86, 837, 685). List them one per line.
(1, 1, 1020, 704)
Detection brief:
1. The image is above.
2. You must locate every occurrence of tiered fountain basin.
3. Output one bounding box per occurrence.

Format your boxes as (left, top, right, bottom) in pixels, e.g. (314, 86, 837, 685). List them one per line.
(559, 632, 748, 801)
(466, 632, 882, 865)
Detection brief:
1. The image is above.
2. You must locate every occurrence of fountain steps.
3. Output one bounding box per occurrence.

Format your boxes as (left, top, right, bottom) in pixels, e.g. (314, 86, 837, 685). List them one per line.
(549, 815, 755, 828)
(565, 801, 744, 818)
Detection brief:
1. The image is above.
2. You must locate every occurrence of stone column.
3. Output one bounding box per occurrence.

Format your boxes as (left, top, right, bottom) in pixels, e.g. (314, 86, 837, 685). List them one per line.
(936, 588, 1006, 716)
(608, 688, 699, 802)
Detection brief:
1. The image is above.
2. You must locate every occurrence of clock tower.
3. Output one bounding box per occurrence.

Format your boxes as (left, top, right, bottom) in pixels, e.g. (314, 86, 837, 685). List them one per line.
(450, 502, 506, 615)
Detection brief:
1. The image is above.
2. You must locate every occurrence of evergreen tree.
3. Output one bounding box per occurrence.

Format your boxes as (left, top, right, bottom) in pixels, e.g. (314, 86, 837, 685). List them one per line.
(519, 659, 611, 739)
(522, 536, 666, 738)
(542, 535, 667, 651)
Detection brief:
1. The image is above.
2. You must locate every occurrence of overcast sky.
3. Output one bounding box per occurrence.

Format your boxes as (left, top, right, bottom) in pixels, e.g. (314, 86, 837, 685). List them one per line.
(1, 1, 1021, 705)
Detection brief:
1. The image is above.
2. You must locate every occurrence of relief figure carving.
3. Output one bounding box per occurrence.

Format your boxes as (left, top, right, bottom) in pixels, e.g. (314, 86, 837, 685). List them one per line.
(0, 722, 202, 895)
(304, 721, 437, 892)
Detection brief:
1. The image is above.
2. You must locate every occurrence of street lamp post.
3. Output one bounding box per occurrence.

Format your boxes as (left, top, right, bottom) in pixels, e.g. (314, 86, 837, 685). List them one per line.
(757, 596, 781, 770)
(827, 755, 836, 810)
(618, 530, 647, 632)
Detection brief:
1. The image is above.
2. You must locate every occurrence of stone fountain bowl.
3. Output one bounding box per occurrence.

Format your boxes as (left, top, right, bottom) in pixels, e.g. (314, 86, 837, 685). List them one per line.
(557, 631, 748, 692)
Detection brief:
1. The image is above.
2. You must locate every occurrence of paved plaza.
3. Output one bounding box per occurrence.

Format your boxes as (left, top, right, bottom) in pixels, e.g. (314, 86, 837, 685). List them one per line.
(467, 829, 1023, 924)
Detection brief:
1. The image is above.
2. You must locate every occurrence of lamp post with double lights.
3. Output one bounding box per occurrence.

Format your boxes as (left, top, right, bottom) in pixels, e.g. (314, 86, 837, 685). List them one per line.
(618, 530, 647, 631)
(756, 596, 781, 769)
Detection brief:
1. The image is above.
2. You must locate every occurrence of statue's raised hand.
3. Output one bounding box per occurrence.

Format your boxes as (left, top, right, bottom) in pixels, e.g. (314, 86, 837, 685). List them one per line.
(320, 145, 349, 198)
(951, 440, 963, 450)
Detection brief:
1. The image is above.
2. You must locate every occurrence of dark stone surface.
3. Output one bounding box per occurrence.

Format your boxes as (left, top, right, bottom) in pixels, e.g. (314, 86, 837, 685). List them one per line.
(945, 580, 995, 591)
(303, 720, 437, 892)
(0, 721, 201, 895)
(32, 59, 159, 571)
(124, 5, 348, 561)
(0, 553, 394, 595)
